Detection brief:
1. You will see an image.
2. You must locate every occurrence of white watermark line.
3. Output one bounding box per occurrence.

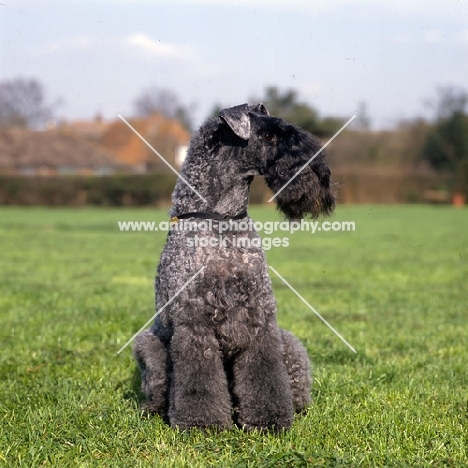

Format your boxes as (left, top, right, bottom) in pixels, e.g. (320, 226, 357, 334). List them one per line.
(268, 265, 357, 353)
(117, 219, 356, 234)
(117, 114, 207, 203)
(116, 266, 206, 355)
(268, 114, 357, 202)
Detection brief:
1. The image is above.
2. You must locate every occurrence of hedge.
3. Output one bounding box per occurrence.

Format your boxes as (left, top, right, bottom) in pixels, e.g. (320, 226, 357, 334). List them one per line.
(0, 171, 449, 207)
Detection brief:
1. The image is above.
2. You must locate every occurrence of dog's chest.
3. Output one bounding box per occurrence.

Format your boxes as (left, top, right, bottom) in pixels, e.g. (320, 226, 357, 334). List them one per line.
(157, 229, 277, 352)
(202, 248, 273, 352)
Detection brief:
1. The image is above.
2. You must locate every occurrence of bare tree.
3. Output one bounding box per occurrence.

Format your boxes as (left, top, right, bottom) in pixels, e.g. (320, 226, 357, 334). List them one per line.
(133, 86, 193, 130)
(0, 77, 59, 128)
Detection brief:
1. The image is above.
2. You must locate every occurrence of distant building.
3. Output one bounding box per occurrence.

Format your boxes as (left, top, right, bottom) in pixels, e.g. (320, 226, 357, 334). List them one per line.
(0, 113, 191, 176)
(97, 113, 190, 173)
(0, 127, 126, 176)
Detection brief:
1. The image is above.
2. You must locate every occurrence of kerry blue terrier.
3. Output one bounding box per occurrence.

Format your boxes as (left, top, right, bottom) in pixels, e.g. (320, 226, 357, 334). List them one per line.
(133, 103, 335, 431)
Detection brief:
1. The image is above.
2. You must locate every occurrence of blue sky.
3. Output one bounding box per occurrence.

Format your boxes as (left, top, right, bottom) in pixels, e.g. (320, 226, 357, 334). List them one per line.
(1, 0, 467, 129)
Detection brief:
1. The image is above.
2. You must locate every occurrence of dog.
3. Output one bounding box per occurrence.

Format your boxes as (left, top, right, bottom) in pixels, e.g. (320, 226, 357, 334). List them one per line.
(133, 103, 335, 431)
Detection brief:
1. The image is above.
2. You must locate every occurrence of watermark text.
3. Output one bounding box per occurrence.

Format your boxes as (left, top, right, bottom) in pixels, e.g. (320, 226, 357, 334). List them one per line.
(117, 219, 356, 235)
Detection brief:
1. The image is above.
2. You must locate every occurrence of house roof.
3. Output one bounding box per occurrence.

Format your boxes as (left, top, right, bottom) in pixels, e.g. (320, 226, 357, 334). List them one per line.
(100, 113, 190, 166)
(0, 113, 190, 173)
(0, 127, 125, 170)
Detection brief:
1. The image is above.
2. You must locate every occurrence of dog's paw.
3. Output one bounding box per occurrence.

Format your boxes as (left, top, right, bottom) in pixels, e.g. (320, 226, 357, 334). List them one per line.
(140, 400, 165, 416)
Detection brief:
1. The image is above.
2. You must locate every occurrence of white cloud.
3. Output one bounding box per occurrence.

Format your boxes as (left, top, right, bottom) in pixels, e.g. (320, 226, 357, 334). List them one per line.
(31, 31, 222, 81)
(125, 33, 194, 61)
(122, 33, 222, 78)
(35, 33, 196, 64)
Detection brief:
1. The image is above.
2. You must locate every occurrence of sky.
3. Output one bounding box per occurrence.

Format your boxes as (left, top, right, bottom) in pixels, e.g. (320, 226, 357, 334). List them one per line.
(1, 0, 467, 130)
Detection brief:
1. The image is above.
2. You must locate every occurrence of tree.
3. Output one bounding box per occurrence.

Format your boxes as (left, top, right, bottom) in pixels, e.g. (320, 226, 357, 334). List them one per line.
(434, 86, 468, 120)
(255, 87, 345, 137)
(261, 87, 321, 134)
(133, 86, 193, 130)
(422, 86, 468, 195)
(0, 77, 58, 128)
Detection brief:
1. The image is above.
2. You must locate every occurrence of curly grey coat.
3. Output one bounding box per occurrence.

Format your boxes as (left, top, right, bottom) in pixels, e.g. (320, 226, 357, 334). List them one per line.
(133, 103, 335, 431)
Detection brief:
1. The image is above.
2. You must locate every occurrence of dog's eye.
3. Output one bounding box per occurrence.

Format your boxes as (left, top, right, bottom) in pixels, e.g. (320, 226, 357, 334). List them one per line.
(263, 133, 274, 142)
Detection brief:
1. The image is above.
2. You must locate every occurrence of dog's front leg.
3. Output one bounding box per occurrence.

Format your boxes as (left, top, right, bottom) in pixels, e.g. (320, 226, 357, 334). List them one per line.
(232, 327, 294, 431)
(133, 329, 169, 417)
(168, 326, 232, 430)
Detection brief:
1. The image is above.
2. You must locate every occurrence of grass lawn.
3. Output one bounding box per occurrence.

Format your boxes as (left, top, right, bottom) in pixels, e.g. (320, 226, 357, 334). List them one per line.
(0, 205, 467, 467)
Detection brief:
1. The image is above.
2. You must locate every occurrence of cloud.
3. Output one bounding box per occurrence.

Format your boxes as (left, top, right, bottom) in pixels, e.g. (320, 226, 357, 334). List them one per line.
(31, 31, 222, 81)
(124, 33, 194, 61)
(34, 33, 199, 67)
(121, 33, 222, 78)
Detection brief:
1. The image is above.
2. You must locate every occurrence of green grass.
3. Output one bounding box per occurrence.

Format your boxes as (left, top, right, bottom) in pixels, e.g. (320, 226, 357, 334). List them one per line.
(0, 205, 467, 467)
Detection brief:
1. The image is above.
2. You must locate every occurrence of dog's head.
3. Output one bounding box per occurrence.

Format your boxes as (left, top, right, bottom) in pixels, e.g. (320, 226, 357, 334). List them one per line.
(219, 103, 335, 219)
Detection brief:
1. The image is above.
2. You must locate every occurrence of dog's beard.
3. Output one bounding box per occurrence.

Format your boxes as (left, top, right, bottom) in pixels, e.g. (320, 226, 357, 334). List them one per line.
(264, 160, 335, 220)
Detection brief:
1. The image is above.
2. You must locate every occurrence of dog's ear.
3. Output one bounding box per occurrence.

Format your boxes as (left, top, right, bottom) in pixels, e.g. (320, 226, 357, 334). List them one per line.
(219, 103, 271, 140)
(250, 103, 270, 116)
(219, 104, 251, 140)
